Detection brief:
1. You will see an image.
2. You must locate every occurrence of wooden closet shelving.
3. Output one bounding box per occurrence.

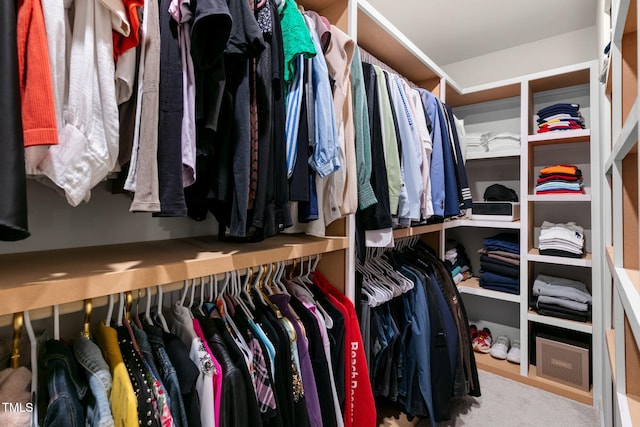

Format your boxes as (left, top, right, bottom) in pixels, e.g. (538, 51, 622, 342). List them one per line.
(603, 0, 640, 425)
(0, 0, 355, 330)
(443, 60, 601, 406)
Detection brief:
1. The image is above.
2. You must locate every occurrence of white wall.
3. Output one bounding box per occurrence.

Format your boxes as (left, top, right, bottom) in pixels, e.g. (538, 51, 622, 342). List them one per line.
(443, 27, 599, 88)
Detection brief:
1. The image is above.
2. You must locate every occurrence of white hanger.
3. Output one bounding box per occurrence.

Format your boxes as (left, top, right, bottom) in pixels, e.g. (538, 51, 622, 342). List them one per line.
(179, 279, 190, 307)
(116, 292, 125, 326)
(145, 288, 153, 326)
(53, 305, 60, 341)
(105, 294, 115, 327)
(156, 285, 170, 333)
(23, 310, 38, 427)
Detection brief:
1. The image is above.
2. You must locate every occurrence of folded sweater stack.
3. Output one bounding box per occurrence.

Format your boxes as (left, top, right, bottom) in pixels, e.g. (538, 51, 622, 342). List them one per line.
(535, 103, 585, 133)
(535, 164, 583, 195)
(478, 233, 520, 294)
(445, 239, 473, 284)
(538, 221, 585, 259)
(531, 274, 592, 322)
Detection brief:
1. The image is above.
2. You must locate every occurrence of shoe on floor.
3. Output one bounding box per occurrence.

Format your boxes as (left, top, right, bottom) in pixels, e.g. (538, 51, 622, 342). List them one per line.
(469, 324, 478, 340)
(473, 327, 492, 353)
(490, 335, 510, 360)
(507, 340, 521, 364)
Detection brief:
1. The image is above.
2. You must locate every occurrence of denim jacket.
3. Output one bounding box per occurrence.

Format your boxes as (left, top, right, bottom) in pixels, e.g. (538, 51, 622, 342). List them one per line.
(42, 339, 87, 427)
(74, 333, 115, 427)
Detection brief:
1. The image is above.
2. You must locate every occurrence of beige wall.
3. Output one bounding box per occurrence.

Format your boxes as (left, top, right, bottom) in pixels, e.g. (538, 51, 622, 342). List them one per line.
(443, 26, 599, 88)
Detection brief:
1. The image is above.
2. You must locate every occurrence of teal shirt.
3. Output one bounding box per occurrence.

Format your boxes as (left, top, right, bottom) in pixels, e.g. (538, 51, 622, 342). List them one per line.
(279, 0, 316, 84)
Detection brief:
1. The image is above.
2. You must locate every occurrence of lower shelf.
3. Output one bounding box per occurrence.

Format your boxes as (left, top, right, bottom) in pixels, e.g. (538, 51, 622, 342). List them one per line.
(474, 352, 593, 405)
(527, 309, 593, 334)
(457, 277, 520, 303)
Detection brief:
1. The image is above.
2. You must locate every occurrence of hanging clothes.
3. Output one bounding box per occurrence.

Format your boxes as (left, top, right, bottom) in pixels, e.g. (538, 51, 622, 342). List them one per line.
(0, 0, 29, 242)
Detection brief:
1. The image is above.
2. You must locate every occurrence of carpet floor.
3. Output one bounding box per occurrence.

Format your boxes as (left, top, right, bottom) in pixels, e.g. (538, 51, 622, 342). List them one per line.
(378, 370, 600, 427)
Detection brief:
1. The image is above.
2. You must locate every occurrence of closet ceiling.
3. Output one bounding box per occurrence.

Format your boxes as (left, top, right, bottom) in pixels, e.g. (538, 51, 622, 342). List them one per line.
(367, 0, 598, 65)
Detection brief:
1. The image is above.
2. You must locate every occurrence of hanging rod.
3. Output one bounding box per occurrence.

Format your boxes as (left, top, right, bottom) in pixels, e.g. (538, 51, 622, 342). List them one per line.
(359, 46, 418, 89)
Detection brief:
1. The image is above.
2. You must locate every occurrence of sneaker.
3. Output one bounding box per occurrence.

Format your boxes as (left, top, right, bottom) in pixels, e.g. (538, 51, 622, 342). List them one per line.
(473, 328, 492, 353)
(469, 324, 478, 340)
(507, 340, 521, 364)
(490, 336, 510, 360)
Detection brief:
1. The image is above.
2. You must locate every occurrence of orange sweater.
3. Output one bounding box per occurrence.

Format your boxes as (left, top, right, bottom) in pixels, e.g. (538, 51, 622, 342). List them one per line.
(17, 0, 58, 147)
(539, 164, 579, 176)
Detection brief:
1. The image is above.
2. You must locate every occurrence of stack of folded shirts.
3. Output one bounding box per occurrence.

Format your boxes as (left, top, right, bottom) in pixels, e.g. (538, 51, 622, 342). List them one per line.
(538, 221, 585, 258)
(445, 239, 473, 284)
(478, 233, 520, 294)
(530, 274, 592, 322)
(535, 103, 586, 133)
(465, 132, 491, 153)
(535, 164, 584, 195)
(484, 132, 520, 152)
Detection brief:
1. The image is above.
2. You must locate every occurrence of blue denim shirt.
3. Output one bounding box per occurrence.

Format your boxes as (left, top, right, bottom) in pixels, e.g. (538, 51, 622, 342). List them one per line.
(303, 15, 340, 178)
(74, 333, 114, 427)
(42, 339, 87, 427)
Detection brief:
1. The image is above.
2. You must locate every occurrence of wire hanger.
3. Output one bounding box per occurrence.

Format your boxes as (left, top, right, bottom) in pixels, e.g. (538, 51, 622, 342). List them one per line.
(144, 288, 153, 326)
(117, 292, 125, 327)
(53, 305, 60, 341)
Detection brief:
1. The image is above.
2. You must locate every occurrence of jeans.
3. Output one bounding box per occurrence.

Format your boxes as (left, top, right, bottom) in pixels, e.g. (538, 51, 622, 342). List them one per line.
(74, 334, 114, 427)
(42, 340, 86, 427)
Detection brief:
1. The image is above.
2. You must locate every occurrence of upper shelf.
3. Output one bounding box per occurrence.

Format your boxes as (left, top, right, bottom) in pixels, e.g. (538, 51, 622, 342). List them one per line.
(466, 149, 521, 160)
(0, 234, 349, 314)
(356, 0, 448, 87)
(528, 249, 593, 267)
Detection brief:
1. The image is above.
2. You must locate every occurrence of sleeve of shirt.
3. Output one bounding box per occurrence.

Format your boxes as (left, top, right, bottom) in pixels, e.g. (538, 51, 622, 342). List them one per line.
(350, 47, 377, 210)
(285, 55, 304, 178)
(305, 15, 340, 179)
(375, 66, 402, 216)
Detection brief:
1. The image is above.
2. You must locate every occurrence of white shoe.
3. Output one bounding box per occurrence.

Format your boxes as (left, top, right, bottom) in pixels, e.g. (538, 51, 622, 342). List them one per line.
(507, 340, 521, 364)
(490, 336, 510, 360)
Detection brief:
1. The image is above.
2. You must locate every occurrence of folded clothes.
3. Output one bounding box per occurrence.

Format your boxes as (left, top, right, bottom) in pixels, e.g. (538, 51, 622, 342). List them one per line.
(479, 261, 520, 278)
(478, 282, 520, 295)
(478, 248, 521, 260)
(539, 165, 580, 176)
(534, 307, 591, 323)
(536, 182, 583, 192)
(538, 248, 584, 258)
(532, 274, 592, 303)
(537, 295, 589, 311)
(537, 174, 583, 184)
(537, 102, 581, 117)
(482, 233, 520, 254)
(480, 270, 520, 285)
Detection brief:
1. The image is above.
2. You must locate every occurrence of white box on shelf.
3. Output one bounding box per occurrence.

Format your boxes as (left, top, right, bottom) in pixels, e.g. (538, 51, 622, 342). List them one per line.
(471, 202, 520, 222)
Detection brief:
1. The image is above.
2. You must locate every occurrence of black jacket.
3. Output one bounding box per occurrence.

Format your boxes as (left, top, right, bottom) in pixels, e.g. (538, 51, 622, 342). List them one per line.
(0, 0, 29, 241)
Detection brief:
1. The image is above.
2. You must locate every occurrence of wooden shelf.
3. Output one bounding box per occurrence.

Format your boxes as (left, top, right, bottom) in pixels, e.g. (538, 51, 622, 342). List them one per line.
(0, 234, 349, 315)
(392, 223, 443, 239)
(527, 129, 591, 146)
(527, 249, 593, 267)
(466, 149, 521, 160)
(612, 267, 640, 351)
(606, 329, 616, 385)
(606, 245, 616, 274)
(474, 352, 593, 405)
(457, 277, 520, 303)
(445, 218, 521, 230)
(604, 98, 638, 175)
(527, 194, 591, 202)
(613, 0, 637, 42)
(528, 309, 593, 335)
(445, 81, 521, 108)
(356, 0, 447, 88)
(528, 66, 591, 93)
